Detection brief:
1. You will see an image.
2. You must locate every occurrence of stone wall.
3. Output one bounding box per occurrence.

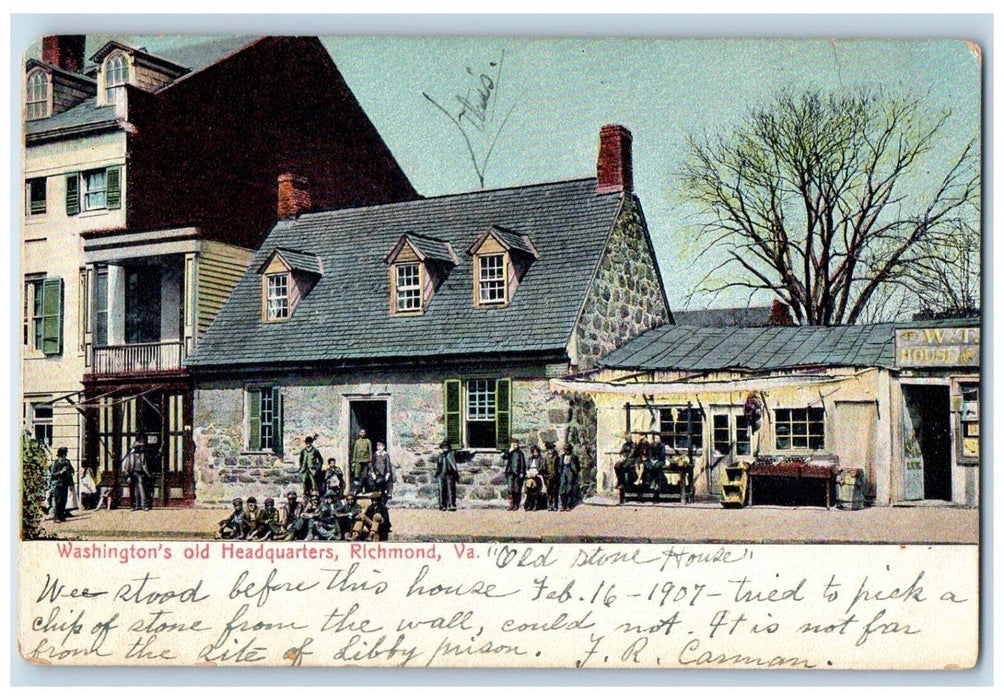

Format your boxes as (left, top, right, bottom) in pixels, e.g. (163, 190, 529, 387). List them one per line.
(192, 364, 575, 508)
(575, 196, 671, 370)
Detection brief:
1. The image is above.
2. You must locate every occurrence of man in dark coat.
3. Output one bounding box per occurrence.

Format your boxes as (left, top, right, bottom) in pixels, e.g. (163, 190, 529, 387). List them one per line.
(218, 497, 246, 539)
(645, 432, 668, 495)
(325, 458, 346, 498)
(49, 447, 74, 522)
(366, 441, 393, 497)
(543, 441, 561, 511)
(558, 444, 580, 511)
(249, 497, 281, 540)
(502, 439, 527, 511)
(280, 490, 302, 538)
(614, 433, 635, 489)
(298, 435, 324, 497)
(434, 440, 458, 511)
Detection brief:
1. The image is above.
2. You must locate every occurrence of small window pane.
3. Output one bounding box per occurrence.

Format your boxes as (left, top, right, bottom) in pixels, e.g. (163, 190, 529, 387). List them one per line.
(27, 178, 46, 215)
(479, 254, 505, 303)
(266, 274, 289, 320)
(84, 170, 107, 210)
(26, 70, 49, 120)
(396, 264, 421, 311)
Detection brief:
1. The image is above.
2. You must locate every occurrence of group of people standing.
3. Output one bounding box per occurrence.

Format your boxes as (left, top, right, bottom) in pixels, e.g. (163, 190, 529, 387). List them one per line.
(434, 438, 581, 512)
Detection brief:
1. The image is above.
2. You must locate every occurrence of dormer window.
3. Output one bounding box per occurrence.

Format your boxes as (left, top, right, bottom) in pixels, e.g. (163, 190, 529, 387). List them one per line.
(266, 273, 290, 320)
(384, 233, 457, 316)
(104, 52, 128, 102)
(467, 225, 539, 308)
(395, 264, 422, 313)
(257, 248, 321, 323)
(478, 254, 506, 305)
(26, 69, 50, 120)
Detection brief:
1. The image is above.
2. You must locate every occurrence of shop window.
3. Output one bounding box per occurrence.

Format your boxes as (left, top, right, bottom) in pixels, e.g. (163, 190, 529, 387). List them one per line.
(443, 377, 511, 449)
(712, 413, 751, 456)
(774, 407, 825, 451)
(660, 407, 704, 450)
(246, 386, 283, 453)
(959, 383, 979, 460)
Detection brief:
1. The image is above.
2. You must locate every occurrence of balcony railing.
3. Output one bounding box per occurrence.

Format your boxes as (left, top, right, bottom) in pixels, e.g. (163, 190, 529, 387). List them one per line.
(91, 341, 186, 375)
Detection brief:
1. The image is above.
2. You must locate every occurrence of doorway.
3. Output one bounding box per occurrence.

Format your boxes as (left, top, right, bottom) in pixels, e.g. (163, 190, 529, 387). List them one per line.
(349, 399, 388, 456)
(901, 385, 951, 501)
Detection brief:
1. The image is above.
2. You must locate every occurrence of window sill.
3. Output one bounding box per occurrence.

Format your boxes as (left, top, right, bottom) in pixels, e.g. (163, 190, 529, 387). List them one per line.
(78, 209, 112, 219)
(240, 451, 284, 457)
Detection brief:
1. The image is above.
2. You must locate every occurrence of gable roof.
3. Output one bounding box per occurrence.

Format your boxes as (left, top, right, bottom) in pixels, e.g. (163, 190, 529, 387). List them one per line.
(468, 225, 539, 258)
(385, 233, 458, 265)
(25, 35, 260, 141)
(186, 178, 625, 369)
(259, 248, 323, 276)
(600, 323, 901, 372)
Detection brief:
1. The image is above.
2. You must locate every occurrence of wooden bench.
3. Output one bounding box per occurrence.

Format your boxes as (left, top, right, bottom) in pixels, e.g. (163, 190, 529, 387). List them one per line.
(618, 457, 695, 504)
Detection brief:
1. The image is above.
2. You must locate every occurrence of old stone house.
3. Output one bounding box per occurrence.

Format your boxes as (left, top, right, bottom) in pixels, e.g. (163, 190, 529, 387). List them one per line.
(185, 125, 672, 506)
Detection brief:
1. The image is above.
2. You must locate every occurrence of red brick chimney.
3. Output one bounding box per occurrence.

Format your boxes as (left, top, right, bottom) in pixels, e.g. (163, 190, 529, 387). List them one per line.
(41, 35, 86, 74)
(278, 174, 311, 219)
(596, 124, 633, 194)
(768, 299, 795, 326)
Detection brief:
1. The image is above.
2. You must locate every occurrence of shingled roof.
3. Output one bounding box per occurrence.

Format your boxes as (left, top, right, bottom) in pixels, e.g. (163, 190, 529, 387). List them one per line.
(186, 178, 626, 368)
(25, 36, 259, 140)
(600, 323, 900, 372)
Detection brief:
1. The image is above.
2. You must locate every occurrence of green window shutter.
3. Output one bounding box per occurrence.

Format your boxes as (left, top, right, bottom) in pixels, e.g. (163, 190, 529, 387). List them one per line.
(41, 277, 63, 355)
(495, 378, 512, 448)
(272, 387, 283, 455)
(247, 389, 261, 452)
(106, 166, 121, 209)
(65, 173, 79, 215)
(444, 379, 462, 449)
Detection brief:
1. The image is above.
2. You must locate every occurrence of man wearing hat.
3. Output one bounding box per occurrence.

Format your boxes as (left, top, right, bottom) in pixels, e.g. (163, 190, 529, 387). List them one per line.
(121, 439, 151, 510)
(542, 441, 561, 511)
(351, 429, 373, 492)
(502, 439, 527, 511)
(298, 435, 324, 497)
(49, 446, 75, 522)
(434, 440, 458, 511)
(218, 497, 246, 539)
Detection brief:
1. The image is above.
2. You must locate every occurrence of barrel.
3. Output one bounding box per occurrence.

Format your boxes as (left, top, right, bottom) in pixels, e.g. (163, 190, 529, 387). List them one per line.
(836, 469, 864, 510)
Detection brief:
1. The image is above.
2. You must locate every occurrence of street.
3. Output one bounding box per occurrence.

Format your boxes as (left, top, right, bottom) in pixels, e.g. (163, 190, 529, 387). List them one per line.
(40, 499, 979, 544)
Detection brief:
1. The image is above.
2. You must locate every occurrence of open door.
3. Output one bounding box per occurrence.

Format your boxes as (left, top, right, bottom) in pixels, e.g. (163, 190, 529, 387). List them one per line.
(902, 390, 926, 501)
(902, 385, 952, 502)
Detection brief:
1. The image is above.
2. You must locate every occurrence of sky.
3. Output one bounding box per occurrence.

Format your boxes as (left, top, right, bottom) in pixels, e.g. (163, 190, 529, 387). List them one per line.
(21, 30, 982, 314)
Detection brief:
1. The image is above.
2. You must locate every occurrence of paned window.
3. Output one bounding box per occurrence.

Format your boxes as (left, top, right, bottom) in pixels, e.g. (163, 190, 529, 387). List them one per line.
(712, 413, 751, 456)
(396, 263, 421, 312)
(266, 273, 289, 320)
(443, 377, 511, 449)
(105, 53, 128, 102)
(247, 386, 283, 453)
(26, 69, 49, 120)
(84, 170, 107, 210)
(25, 277, 62, 355)
(959, 383, 979, 460)
(478, 254, 506, 304)
(31, 403, 53, 446)
(26, 178, 46, 215)
(659, 407, 704, 450)
(774, 407, 825, 450)
(66, 167, 121, 215)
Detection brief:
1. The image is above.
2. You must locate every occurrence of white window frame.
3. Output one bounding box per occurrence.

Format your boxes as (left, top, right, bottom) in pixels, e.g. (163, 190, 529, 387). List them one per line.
(83, 169, 108, 211)
(395, 263, 422, 313)
(477, 253, 507, 305)
(26, 69, 49, 120)
(30, 402, 53, 447)
(104, 52, 129, 102)
(265, 273, 290, 321)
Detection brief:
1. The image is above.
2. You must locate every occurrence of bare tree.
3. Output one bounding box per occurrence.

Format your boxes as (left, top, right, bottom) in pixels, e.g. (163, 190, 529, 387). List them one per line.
(683, 89, 979, 325)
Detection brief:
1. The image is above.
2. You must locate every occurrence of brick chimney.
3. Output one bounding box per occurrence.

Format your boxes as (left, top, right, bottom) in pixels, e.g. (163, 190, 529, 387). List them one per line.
(278, 174, 311, 219)
(41, 35, 86, 74)
(596, 124, 633, 194)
